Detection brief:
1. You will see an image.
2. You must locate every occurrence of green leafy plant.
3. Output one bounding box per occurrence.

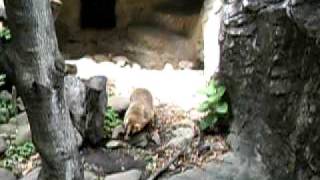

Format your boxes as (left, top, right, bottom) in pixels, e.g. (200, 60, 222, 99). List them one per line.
(0, 75, 16, 124)
(0, 98, 16, 124)
(0, 142, 35, 170)
(198, 79, 228, 131)
(104, 106, 122, 138)
(0, 27, 11, 41)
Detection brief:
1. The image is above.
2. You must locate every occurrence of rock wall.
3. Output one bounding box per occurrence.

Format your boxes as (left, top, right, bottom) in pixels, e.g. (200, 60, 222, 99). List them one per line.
(55, 0, 203, 37)
(219, 0, 320, 179)
(55, 0, 81, 36)
(54, 0, 204, 69)
(115, 0, 157, 29)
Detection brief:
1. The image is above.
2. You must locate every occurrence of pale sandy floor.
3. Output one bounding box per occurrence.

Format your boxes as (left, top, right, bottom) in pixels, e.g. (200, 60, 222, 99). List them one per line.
(67, 58, 208, 111)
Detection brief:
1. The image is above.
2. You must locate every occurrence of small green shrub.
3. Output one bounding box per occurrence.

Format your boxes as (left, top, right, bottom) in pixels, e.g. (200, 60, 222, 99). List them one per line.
(0, 142, 35, 170)
(0, 27, 11, 41)
(0, 99, 16, 124)
(0, 75, 16, 124)
(104, 107, 122, 138)
(198, 79, 228, 131)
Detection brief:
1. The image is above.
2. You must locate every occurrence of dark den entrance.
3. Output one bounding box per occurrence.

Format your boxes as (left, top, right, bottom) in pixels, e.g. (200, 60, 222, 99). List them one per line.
(80, 0, 116, 29)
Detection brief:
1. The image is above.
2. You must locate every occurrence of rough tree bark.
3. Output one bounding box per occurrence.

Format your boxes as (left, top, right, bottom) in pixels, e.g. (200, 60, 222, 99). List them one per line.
(216, 0, 320, 180)
(4, 0, 84, 179)
(0, 0, 105, 179)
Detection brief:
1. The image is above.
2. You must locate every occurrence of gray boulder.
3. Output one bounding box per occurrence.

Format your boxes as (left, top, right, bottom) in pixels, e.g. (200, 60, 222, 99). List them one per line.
(20, 168, 101, 180)
(14, 124, 31, 145)
(168, 153, 269, 180)
(64, 76, 107, 145)
(128, 132, 148, 148)
(108, 96, 130, 114)
(0, 124, 16, 136)
(19, 167, 40, 180)
(84, 148, 145, 175)
(0, 90, 12, 101)
(165, 123, 195, 148)
(111, 125, 125, 139)
(15, 112, 29, 127)
(84, 170, 99, 180)
(104, 169, 142, 180)
(0, 168, 16, 180)
(219, 0, 320, 179)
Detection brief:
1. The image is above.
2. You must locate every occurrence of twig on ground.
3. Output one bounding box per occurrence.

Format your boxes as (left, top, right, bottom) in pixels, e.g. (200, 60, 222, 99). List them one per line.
(147, 147, 186, 180)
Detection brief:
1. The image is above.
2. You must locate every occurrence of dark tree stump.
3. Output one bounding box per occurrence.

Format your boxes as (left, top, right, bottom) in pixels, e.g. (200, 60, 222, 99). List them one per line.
(65, 76, 107, 146)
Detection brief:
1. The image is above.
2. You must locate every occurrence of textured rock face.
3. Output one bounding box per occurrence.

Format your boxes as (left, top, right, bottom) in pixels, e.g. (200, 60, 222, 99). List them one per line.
(65, 76, 107, 146)
(56, 0, 202, 35)
(54, 0, 203, 69)
(100, 0, 202, 34)
(219, 0, 320, 179)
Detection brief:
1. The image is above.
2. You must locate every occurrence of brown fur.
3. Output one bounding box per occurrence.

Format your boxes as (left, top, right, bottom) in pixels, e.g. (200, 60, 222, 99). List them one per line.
(124, 88, 154, 140)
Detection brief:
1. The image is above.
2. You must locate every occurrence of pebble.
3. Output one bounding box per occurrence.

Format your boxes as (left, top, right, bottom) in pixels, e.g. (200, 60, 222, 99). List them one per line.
(106, 140, 127, 149)
(151, 131, 161, 145)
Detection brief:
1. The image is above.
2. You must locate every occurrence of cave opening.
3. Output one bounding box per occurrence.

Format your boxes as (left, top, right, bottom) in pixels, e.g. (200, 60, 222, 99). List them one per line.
(80, 0, 116, 29)
(155, 0, 205, 16)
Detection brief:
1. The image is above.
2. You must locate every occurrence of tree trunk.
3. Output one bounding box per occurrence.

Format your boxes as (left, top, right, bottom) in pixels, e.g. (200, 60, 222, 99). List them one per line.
(3, 0, 84, 179)
(218, 0, 320, 180)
